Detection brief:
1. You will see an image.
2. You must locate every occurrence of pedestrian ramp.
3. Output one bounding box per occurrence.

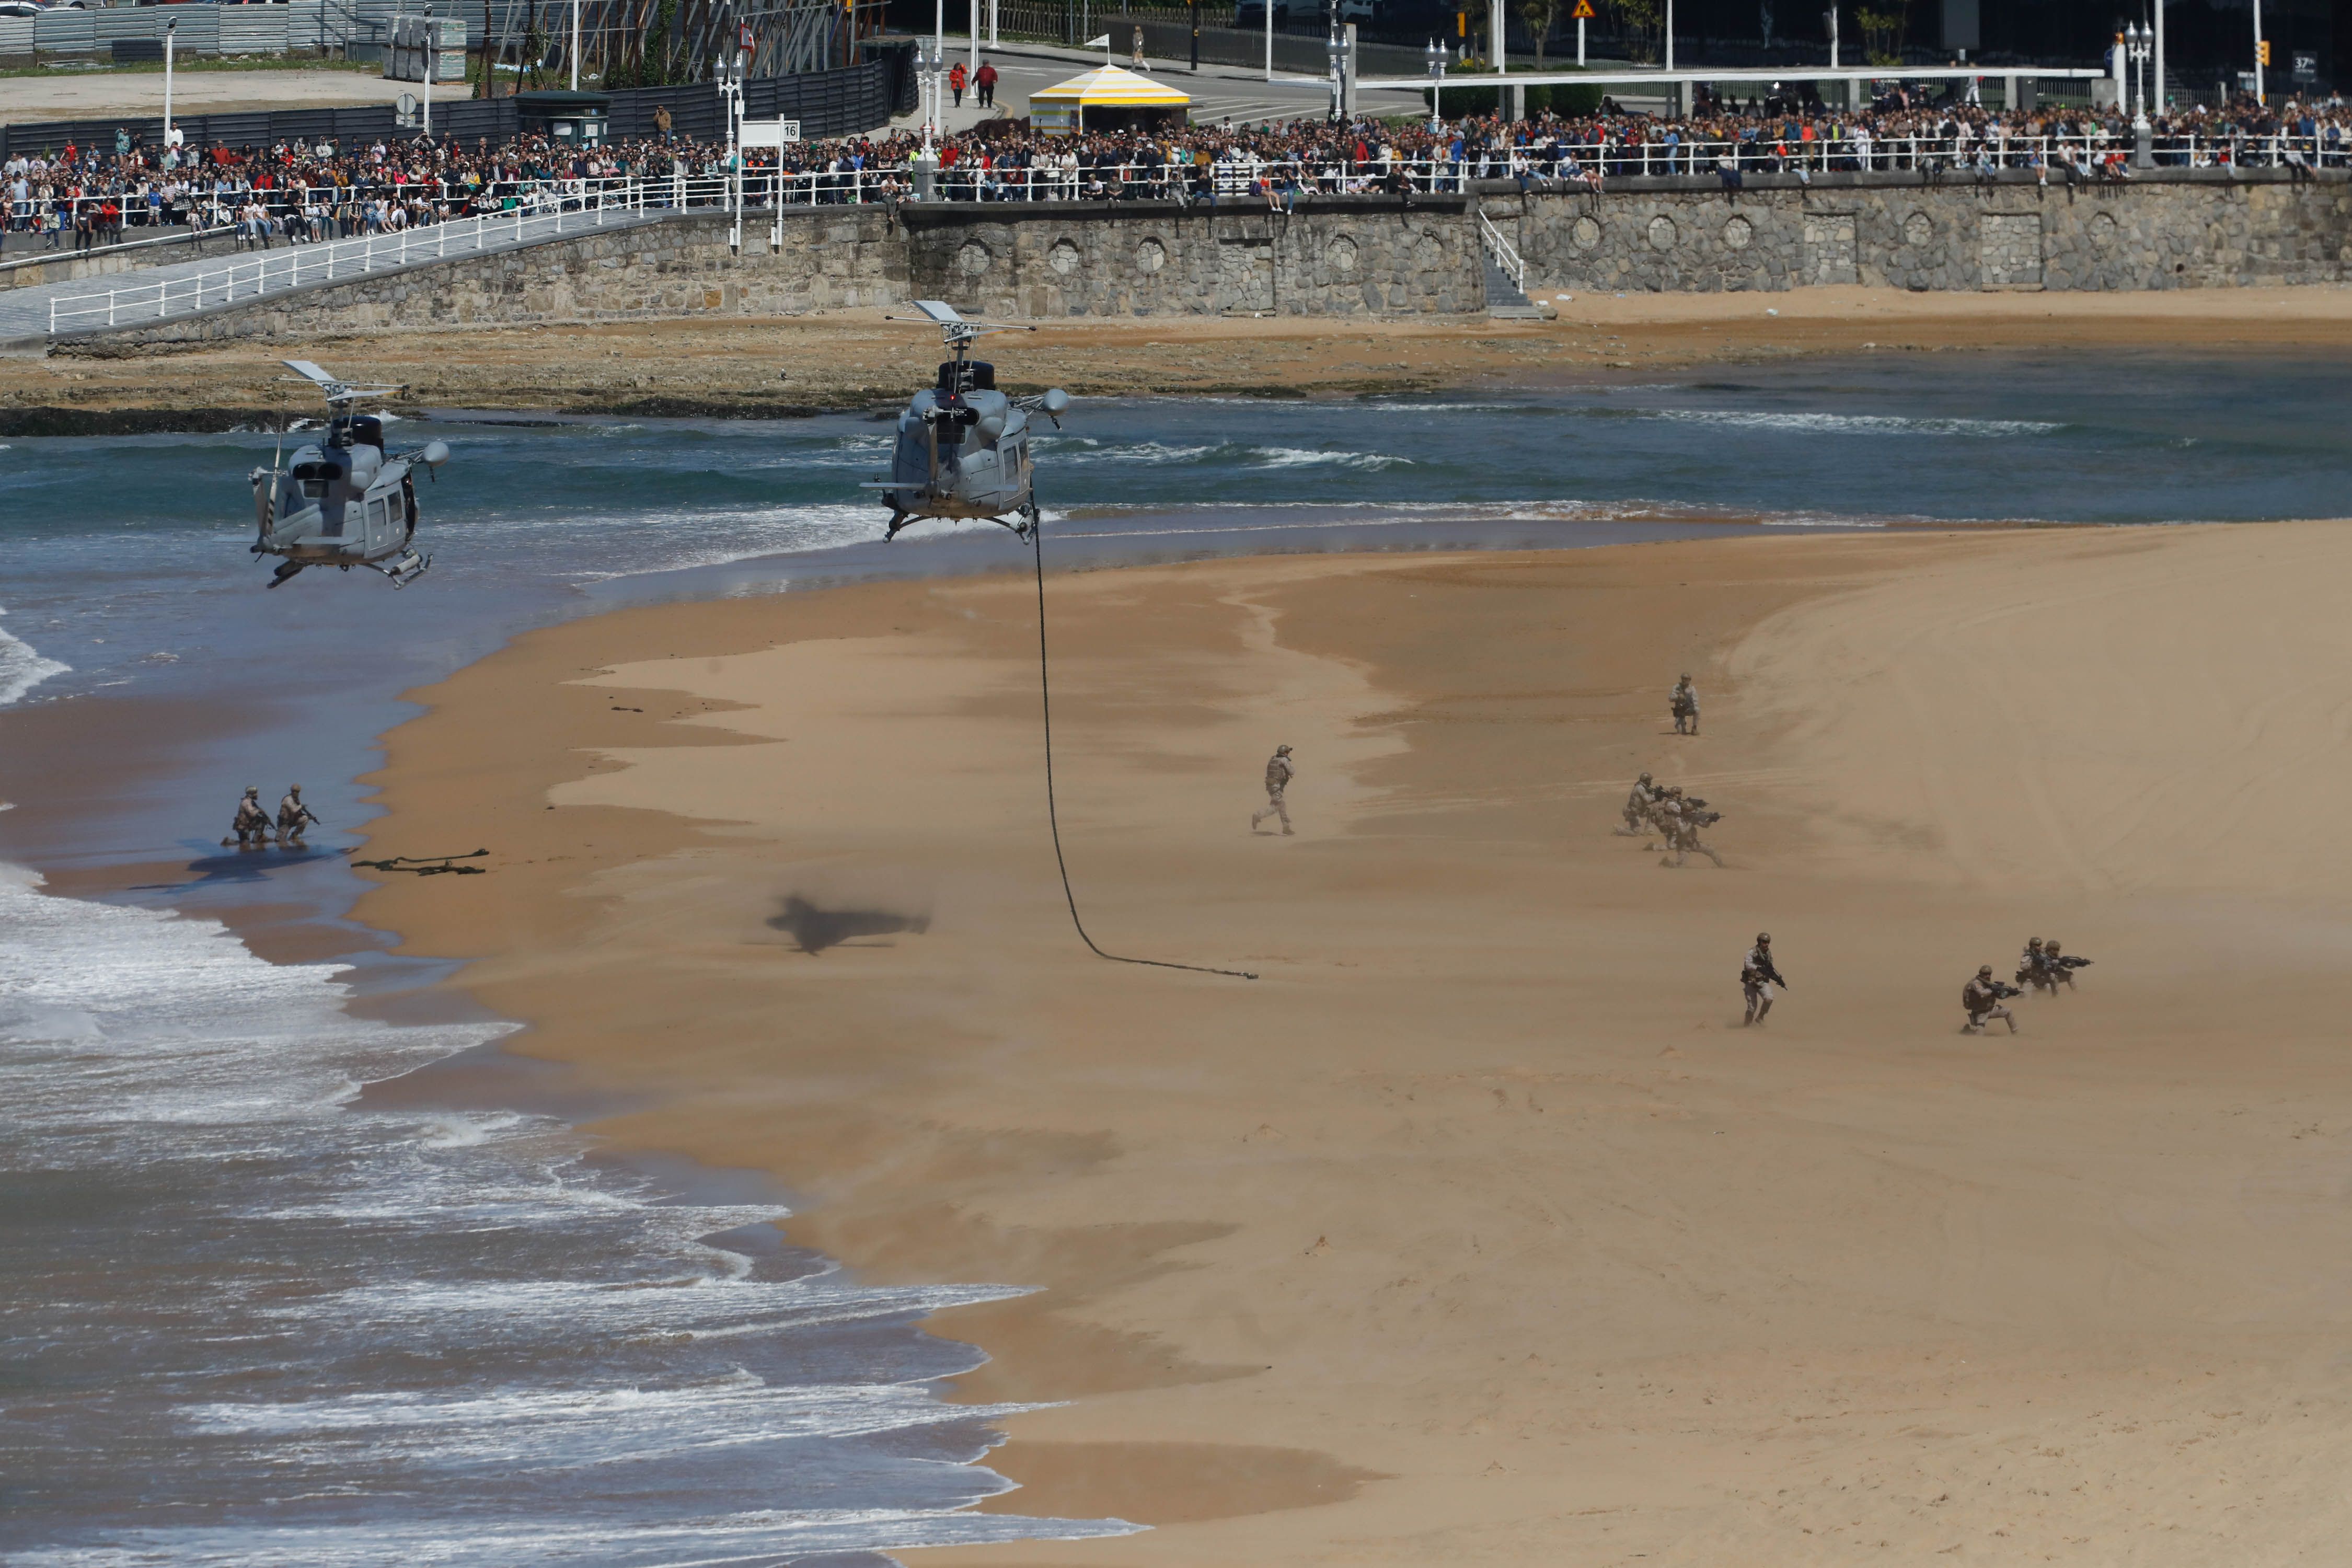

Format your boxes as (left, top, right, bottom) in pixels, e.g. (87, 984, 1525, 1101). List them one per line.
(1, 200, 676, 348)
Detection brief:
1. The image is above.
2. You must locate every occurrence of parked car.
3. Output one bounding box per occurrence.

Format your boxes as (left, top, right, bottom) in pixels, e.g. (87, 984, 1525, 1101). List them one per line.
(0, 2, 47, 16)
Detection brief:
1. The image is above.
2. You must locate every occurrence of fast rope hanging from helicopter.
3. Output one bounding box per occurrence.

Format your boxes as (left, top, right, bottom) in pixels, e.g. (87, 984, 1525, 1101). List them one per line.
(1029, 522, 1257, 983)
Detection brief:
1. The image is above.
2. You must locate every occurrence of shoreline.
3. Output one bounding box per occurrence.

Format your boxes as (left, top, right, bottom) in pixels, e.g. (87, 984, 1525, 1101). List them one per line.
(10, 284, 2352, 431)
(344, 518, 2352, 1563)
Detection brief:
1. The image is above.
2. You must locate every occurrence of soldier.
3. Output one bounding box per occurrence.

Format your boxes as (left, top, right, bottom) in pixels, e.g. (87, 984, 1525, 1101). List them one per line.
(1962, 965, 2021, 1034)
(1662, 798, 1724, 869)
(1742, 932, 1788, 1025)
(230, 786, 271, 849)
(275, 783, 322, 846)
(2046, 940, 2091, 990)
(1250, 745, 1296, 836)
(1619, 771, 1657, 835)
(1670, 674, 1700, 735)
(2016, 937, 2051, 994)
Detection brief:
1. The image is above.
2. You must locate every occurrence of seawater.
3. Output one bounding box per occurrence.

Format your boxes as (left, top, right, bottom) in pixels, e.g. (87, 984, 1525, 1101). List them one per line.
(4, 354, 2349, 1565)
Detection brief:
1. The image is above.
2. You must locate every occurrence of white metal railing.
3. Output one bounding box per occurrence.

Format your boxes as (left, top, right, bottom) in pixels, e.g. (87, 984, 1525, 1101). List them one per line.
(14, 128, 2345, 255)
(44, 185, 676, 333)
(37, 130, 2350, 331)
(1475, 206, 1526, 294)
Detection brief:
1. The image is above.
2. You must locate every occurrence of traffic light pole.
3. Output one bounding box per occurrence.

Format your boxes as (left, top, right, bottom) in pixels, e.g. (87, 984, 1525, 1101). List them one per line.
(2252, 0, 2264, 102)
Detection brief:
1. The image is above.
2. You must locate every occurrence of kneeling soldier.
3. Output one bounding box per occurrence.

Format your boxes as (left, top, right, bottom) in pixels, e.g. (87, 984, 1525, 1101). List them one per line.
(276, 783, 322, 846)
(1962, 965, 2021, 1034)
(231, 786, 271, 849)
(1670, 674, 1700, 735)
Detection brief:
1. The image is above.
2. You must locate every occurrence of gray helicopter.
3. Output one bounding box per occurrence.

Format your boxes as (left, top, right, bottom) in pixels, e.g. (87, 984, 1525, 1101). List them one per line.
(249, 360, 449, 588)
(866, 301, 1070, 541)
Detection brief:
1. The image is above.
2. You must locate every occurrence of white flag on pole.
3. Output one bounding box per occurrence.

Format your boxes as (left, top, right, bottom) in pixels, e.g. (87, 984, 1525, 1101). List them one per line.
(1083, 32, 1111, 46)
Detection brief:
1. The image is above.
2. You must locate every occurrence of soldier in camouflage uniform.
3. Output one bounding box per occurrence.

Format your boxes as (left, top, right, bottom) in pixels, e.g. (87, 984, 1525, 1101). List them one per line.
(1620, 771, 1657, 835)
(1251, 745, 1296, 836)
(230, 786, 271, 849)
(1670, 674, 1700, 735)
(1742, 933, 1787, 1025)
(275, 784, 321, 846)
(1962, 965, 2021, 1034)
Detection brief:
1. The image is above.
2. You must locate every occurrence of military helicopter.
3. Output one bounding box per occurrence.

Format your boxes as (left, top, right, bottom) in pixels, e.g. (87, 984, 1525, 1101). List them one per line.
(866, 301, 1070, 541)
(249, 360, 449, 588)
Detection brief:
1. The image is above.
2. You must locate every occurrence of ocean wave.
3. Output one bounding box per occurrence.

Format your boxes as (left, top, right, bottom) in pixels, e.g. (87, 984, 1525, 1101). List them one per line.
(6, 1507, 1140, 1568)
(1248, 446, 1415, 469)
(1637, 409, 2066, 437)
(0, 865, 1110, 1562)
(0, 607, 70, 707)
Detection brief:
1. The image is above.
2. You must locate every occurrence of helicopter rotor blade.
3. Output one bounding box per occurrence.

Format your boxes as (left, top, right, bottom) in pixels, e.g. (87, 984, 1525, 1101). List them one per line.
(913, 301, 965, 325)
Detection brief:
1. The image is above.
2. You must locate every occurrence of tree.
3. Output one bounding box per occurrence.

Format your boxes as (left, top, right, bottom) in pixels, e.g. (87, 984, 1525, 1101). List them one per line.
(1611, 0, 1662, 63)
(1857, 0, 1908, 66)
(1514, 0, 1560, 65)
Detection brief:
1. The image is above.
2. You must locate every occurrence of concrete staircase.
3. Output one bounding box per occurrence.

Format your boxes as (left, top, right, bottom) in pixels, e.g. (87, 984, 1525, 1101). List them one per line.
(1482, 252, 1544, 318)
(1475, 206, 1546, 320)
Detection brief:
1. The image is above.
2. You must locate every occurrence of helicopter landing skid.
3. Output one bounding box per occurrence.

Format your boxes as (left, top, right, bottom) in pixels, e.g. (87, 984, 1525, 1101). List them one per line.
(366, 552, 432, 589)
(884, 509, 1037, 543)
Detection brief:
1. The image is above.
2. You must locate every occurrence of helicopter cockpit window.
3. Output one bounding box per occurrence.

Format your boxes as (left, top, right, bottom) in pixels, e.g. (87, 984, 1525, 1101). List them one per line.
(293, 462, 336, 502)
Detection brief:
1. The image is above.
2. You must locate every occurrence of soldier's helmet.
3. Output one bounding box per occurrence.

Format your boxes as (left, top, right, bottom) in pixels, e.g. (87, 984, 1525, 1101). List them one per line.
(1978, 965, 1994, 977)
(1274, 745, 1292, 756)
(1756, 932, 1770, 945)
(1638, 771, 1652, 783)
(244, 786, 259, 795)
(289, 784, 303, 793)
(2027, 937, 2042, 948)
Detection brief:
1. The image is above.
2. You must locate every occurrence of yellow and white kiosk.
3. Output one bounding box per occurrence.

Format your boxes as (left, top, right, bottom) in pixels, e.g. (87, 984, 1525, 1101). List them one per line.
(1025, 65, 1192, 135)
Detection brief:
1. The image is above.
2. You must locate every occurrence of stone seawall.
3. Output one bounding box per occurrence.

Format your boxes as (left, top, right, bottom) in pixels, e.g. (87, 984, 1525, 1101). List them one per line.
(75, 210, 907, 350)
(59, 170, 2352, 351)
(1494, 170, 2352, 293)
(901, 197, 1483, 318)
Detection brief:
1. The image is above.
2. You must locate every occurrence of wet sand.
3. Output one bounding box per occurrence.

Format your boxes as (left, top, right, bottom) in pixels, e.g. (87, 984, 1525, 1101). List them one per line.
(13, 284, 2352, 426)
(349, 519, 2352, 1564)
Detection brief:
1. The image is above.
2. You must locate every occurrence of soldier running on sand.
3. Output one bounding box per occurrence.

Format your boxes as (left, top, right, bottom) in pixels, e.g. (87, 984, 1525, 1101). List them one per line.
(275, 784, 321, 846)
(231, 786, 271, 849)
(1670, 674, 1700, 735)
(1742, 933, 1787, 1025)
(1962, 965, 2021, 1034)
(1251, 745, 1296, 836)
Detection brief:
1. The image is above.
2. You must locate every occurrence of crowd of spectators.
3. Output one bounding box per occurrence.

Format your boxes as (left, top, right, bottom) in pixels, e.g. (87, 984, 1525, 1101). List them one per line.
(2, 128, 732, 252)
(6, 85, 2346, 252)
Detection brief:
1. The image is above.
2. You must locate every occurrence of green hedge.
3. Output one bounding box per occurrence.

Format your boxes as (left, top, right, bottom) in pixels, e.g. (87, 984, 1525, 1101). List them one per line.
(1425, 79, 1605, 119)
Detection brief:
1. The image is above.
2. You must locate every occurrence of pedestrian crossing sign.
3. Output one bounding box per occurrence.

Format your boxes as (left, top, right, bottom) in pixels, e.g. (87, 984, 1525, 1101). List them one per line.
(1570, 0, 1596, 18)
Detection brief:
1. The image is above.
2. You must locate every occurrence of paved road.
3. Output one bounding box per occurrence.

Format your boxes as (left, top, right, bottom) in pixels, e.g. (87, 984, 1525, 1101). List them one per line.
(1, 203, 671, 344)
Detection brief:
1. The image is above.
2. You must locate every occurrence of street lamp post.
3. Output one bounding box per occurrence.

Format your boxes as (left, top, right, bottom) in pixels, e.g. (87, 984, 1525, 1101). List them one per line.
(2127, 20, 2152, 165)
(1425, 38, 1444, 131)
(162, 20, 176, 159)
(422, 6, 434, 139)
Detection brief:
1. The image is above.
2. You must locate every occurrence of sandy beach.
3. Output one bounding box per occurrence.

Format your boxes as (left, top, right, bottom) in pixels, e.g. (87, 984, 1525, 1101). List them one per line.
(347, 517, 2352, 1564)
(12, 284, 2352, 428)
